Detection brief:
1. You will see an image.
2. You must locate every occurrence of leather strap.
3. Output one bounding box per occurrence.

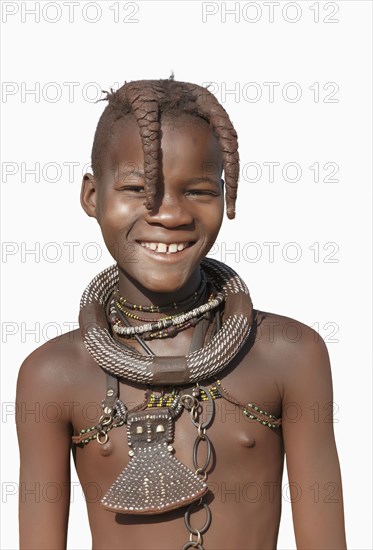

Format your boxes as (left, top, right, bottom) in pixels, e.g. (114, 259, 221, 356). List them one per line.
(188, 314, 212, 353)
(102, 372, 119, 414)
(102, 312, 219, 396)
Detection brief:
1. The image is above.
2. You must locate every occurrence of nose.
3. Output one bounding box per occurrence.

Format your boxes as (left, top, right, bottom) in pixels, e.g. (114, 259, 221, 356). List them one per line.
(144, 193, 194, 228)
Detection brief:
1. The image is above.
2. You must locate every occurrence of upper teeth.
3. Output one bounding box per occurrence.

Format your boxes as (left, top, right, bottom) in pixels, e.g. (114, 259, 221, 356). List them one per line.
(140, 242, 189, 254)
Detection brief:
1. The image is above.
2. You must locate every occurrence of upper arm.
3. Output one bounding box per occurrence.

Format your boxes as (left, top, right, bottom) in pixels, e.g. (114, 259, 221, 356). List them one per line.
(16, 344, 73, 549)
(280, 323, 347, 549)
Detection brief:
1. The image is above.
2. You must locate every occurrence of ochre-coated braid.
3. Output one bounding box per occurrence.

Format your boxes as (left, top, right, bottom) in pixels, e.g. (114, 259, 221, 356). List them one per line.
(187, 83, 239, 219)
(91, 77, 240, 218)
(123, 82, 161, 211)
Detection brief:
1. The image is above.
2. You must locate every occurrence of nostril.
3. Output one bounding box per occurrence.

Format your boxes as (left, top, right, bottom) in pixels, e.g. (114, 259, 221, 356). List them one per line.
(144, 202, 194, 227)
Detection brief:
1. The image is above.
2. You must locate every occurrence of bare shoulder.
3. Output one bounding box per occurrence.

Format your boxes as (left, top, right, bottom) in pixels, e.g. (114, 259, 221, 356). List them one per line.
(252, 309, 331, 397)
(254, 309, 326, 350)
(16, 329, 88, 408)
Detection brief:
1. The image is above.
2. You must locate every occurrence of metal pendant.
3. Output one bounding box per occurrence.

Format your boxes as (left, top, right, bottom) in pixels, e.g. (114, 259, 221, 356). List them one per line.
(101, 408, 208, 514)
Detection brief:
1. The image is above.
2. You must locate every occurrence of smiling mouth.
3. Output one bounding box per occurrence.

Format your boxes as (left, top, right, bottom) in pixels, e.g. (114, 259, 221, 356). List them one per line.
(139, 241, 193, 255)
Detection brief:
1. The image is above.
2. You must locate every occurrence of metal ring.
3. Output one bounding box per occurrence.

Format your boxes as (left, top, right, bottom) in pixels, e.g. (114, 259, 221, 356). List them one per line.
(99, 414, 113, 426)
(181, 543, 203, 550)
(190, 386, 215, 429)
(189, 531, 202, 545)
(96, 432, 108, 445)
(184, 502, 212, 535)
(194, 469, 207, 482)
(191, 406, 199, 422)
(180, 394, 198, 410)
(197, 425, 206, 439)
(193, 433, 212, 473)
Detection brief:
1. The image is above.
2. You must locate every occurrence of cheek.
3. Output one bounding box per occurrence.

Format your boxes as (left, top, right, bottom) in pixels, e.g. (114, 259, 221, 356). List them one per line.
(195, 204, 223, 259)
(97, 191, 135, 230)
(202, 200, 224, 236)
(96, 196, 138, 259)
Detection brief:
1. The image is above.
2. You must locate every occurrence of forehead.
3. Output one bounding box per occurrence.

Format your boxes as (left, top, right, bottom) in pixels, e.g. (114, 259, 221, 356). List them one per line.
(103, 113, 222, 177)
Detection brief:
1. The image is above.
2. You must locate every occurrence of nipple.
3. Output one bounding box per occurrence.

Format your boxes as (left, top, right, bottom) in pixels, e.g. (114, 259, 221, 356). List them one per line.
(99, 441, 113, 456)
(238, 432, 256, 448)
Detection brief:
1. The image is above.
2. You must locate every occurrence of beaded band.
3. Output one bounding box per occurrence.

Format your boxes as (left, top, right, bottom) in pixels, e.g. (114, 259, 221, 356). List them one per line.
(114, 271, 207, 313)
(112, 293, 224, 337)
(72, 381, 281, 448)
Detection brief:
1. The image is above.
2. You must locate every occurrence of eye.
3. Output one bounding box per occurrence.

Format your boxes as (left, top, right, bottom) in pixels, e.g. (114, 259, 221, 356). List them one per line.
(118, 185, 145, 193)
(185, 189, 219, 197)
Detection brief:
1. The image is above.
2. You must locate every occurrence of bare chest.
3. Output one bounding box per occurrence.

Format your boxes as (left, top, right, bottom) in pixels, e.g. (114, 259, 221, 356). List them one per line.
(72, 348, 284, 491)
(70, 348, 284, 549)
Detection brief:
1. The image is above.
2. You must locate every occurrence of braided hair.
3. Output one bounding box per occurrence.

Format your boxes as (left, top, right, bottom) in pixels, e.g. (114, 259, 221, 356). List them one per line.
(91, 76, 239, 219)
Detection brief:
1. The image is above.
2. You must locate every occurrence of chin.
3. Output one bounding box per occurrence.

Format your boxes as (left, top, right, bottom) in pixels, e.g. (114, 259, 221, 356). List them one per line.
(141, 276, 187, 295)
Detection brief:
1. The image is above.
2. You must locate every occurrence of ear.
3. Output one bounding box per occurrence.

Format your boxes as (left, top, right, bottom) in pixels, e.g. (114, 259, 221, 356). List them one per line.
(81, 173, 98, 219)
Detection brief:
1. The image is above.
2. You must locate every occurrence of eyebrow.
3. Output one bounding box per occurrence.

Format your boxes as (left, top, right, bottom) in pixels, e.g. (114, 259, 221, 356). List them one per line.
(114, 170, 219, 186)
(184, 176, 220, 186)
(114, 169, 145, 180)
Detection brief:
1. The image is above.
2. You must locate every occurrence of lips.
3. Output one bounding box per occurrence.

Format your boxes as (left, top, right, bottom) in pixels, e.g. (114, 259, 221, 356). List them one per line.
(139, 241, 191, 254)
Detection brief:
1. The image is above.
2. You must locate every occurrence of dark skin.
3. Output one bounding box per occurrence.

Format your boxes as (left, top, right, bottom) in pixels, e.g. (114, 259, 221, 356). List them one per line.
(16, 115, 347, 549)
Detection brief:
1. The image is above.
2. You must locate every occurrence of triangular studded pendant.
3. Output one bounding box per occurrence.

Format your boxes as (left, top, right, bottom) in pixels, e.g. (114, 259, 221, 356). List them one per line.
(101, 408, 208, 514)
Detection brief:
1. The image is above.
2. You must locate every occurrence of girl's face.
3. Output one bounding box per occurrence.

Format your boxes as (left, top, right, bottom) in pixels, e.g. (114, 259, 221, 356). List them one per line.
(82, 115, 224, 297)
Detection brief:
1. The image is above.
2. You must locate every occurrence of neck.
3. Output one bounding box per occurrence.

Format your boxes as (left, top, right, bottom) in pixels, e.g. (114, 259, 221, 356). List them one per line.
(116, 265, 204, 314)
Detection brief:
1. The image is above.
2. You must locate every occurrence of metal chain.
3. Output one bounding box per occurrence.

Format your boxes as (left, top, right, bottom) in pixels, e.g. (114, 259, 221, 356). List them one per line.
(96, 398, 128, 445)
(180, 386, 215, 550)
(96, 411, 115, 445)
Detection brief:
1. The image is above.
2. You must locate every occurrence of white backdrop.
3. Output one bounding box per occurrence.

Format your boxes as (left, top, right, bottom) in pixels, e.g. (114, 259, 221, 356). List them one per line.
(1, 1, 372, 548)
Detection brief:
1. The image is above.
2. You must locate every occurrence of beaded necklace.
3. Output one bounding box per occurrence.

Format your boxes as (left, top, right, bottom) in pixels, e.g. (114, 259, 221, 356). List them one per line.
(108, 272, 217, 341)
(114, 270, 207, 313)
(110, 291, 223, 339)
